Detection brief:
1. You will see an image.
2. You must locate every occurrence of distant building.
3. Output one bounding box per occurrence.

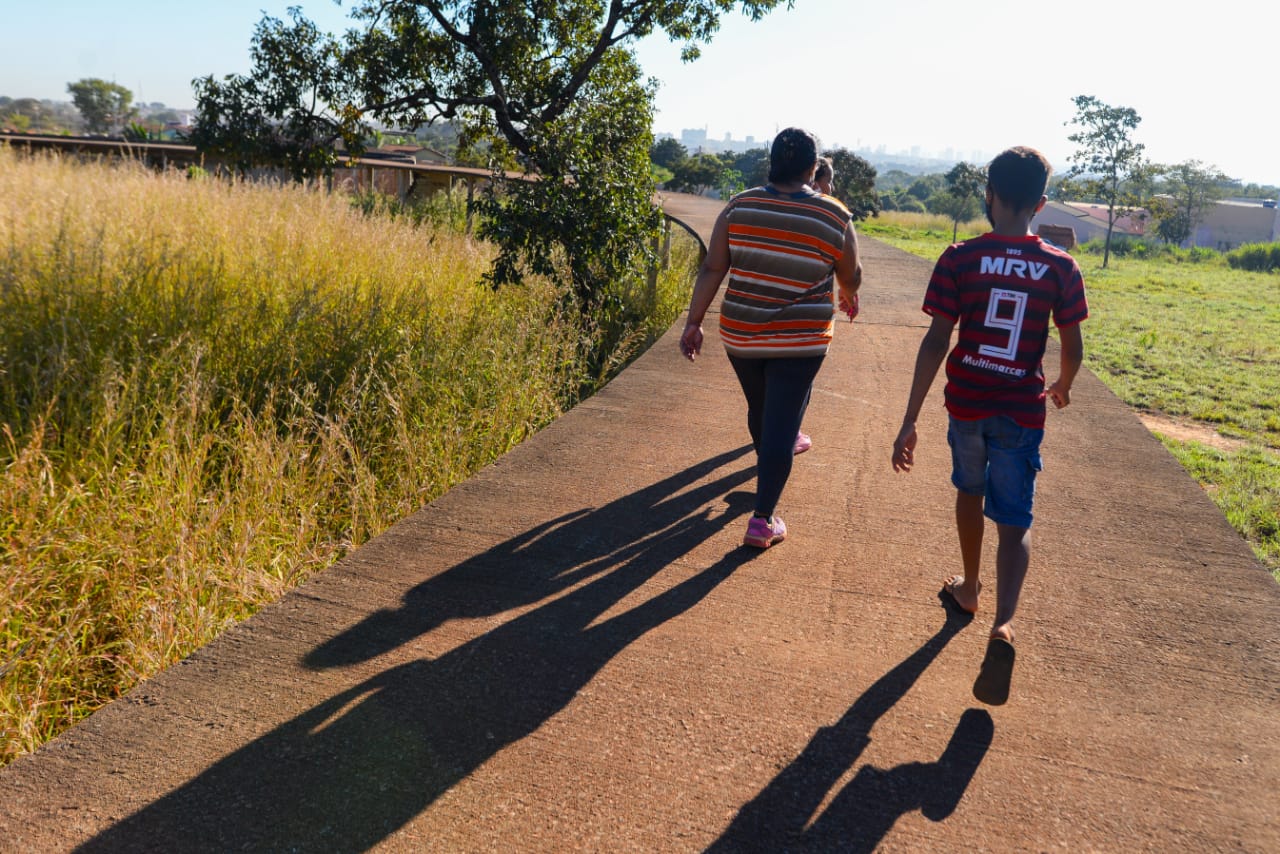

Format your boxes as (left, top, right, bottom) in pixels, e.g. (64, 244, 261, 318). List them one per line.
(376, 144, 450, 165)
(1031, 201, 1148, 245)
(1190, 199, 1280, 250)
(680, 127, 708, 151)
(1030, 198, 1280, 251)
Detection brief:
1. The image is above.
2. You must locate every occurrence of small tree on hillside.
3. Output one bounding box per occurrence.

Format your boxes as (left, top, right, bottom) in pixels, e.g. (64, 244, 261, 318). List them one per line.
(67, 78, 134, 134)
(932, 161, 986, 241)
(1065, 94, 1146, 268)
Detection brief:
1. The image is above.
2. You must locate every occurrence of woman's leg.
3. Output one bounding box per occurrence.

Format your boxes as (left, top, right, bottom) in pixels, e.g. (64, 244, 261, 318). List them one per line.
(753, 355, 825, 517)
(727, 355, 767, 451)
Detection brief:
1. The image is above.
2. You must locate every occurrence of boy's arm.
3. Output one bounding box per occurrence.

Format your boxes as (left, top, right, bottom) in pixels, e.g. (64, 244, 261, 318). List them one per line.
(680, 208, 731, 361)
(1048, 322, 1084, 408)
(892, 314, 955, 472)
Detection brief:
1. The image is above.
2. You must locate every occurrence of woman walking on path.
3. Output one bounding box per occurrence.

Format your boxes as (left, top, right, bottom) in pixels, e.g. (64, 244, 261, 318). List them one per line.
(680, 127, 862, 549)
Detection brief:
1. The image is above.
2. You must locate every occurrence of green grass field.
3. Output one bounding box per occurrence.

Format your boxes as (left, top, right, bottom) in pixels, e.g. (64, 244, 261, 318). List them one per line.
(0, 148, 695, 764)
(861, 211, 1280, 579)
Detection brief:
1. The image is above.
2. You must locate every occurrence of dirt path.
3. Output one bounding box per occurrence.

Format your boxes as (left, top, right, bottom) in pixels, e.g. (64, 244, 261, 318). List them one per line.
(1, 195, 1276, 852)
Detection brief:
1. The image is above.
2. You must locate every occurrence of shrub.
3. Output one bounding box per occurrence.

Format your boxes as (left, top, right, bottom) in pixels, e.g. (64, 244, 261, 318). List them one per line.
(122, 122, 150, 143)
(1226, 242, 1280, 273)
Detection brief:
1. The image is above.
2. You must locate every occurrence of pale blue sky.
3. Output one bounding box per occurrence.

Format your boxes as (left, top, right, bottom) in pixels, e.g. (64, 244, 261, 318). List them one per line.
(4, 1, 1277, 184)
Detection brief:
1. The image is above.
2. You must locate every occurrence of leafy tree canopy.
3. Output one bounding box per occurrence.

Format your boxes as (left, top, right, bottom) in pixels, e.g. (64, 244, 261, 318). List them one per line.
(66, 78, 133, 134)
(666, 152, 727, 195)
(905, 174, 942, 201)
(944, 161, 986, 202)
(932, 161, 986, 240)
(719, 148, 769, 189)
(192, 1, 792, 177)
(650, 137, 688, 169)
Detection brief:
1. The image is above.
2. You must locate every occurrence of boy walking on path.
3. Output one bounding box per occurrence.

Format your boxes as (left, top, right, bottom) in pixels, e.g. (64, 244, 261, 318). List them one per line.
(891, 146, 1088, 705)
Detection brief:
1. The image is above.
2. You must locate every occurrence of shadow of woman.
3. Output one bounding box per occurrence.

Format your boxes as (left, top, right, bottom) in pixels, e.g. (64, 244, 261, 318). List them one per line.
(305, 443, 755, 670)
(77, 448, 758, 853)
(707, 611, 993, 852)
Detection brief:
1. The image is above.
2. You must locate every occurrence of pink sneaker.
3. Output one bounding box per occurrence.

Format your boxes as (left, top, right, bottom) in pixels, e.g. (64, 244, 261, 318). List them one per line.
(743, 515, 787, 549)
(793, 432, 812, 455)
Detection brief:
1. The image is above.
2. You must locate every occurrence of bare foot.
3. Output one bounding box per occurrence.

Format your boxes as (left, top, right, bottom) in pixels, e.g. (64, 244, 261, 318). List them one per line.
(942, 575, 980, 615)
(990, 623, 1014, 644)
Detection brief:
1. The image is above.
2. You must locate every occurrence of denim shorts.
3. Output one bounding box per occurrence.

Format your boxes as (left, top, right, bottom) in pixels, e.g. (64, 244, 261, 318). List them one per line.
(947, 415, 1044, 528)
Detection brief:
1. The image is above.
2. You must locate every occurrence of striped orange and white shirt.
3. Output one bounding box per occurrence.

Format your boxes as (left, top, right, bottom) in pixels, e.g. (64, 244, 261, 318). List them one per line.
(718, 186, 853, 358)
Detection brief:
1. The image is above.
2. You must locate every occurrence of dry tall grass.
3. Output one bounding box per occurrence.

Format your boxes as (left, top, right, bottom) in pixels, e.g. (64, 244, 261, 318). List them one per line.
(0, 147, 694, 763)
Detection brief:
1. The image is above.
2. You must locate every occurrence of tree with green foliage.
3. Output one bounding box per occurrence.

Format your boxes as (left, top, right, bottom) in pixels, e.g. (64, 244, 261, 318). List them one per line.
(723, 147, 770, 189)
(929, 192, 979, 241)
(824, 147, 879, 220)
(1235, 181, 1280, 200)
(930, 161, 986, 240)
(1151, 160, 1231, 246)
(650, 137, 688, 170)
(667, 151, 728, 195)
(66, 78, 133, 134)
(1065, 94, 1146, 268)
(3, 112, 30, 133)
(877, 169, 915, 192)
(945, 161, 986, 203)
(906, 175, 942, 202)
(474, 48, 660, 309)
(192, 0, 792, 310)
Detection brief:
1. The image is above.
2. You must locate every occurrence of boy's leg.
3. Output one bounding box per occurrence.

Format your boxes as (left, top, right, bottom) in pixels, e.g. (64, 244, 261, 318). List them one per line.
(992, 523, 1031, 641)
(974, 523, 1027, 705)
(949, 491, 984, 613)
(981, 416, 1043, 640)
(972, 417, 1041, 704)
(946, 416, 989, 613)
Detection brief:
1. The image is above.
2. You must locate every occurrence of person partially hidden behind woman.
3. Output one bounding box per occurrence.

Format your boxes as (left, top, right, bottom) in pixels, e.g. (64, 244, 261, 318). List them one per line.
(794, 154, 857, 456)
(811, 155, 835, 195)
(680, 127, 862, 549)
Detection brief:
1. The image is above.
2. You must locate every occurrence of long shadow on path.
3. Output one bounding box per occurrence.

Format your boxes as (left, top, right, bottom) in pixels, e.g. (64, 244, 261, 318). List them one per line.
(708, 603, 994, 853)
(305, 444, 751, 671)
(78, 447, 757, 853)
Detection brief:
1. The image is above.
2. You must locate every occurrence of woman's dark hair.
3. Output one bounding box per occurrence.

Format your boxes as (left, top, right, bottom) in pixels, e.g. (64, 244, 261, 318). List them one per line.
(768, 128, 819, 184)
(987, 146, 1053, 211)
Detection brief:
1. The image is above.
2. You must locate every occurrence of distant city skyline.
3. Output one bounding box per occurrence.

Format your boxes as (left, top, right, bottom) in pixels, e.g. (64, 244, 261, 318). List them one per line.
(655, 126, 997, 171)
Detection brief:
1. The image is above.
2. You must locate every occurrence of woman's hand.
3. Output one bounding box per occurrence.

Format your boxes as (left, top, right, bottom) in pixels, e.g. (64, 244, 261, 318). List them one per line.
(838, 289, 859, 321)
(680, 322, 704, 361)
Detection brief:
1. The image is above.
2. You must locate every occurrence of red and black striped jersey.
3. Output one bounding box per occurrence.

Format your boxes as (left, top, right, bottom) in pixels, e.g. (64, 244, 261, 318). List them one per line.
(923, 233, 1088, 428)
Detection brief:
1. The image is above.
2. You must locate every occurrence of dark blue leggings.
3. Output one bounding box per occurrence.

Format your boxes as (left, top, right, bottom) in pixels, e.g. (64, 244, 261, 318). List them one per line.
(727, 354, 825, 518)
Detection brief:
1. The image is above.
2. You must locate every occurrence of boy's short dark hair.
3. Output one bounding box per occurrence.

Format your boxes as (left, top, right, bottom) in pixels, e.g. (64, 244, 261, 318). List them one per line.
(987, 146, 1052, 211)
(769, 128, 819, 184)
